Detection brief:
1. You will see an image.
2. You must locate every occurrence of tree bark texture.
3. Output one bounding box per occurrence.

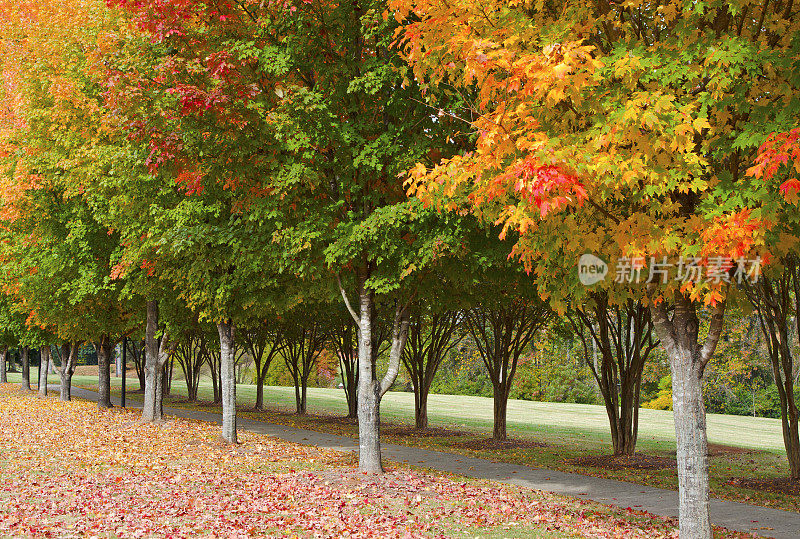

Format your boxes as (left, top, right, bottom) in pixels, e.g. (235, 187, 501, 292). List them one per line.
(651, 291, 725, 539)
(38, 345, 51, 397)
(20, 347, 30, 391)
(217, 320, 237, 444)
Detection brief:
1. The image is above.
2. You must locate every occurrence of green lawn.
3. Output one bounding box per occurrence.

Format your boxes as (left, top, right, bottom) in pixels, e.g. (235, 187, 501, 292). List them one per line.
(45, 372, 786, 454)
(13, 371, 786, 453)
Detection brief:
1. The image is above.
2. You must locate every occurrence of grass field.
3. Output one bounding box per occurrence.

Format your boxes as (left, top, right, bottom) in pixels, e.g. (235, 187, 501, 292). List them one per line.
(11, 371, 799, 512)
(48, 371, 787, 453)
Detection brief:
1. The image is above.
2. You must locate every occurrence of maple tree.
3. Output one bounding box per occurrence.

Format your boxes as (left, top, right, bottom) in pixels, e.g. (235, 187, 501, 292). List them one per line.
(739, 128, 800, 479)
(392, 0, 798, 534)
(105, 0, 472, 471)
(402, 304, 463, 430)
(280, 306, 330, 415)
(0, 0, 139, 405)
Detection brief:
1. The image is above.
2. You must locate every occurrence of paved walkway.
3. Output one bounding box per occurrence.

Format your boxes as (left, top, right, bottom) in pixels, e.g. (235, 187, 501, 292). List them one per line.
(64, 386, 798, 538)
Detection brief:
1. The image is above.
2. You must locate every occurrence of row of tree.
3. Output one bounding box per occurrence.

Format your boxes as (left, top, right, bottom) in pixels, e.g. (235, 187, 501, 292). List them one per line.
(1, 0, 799, 537)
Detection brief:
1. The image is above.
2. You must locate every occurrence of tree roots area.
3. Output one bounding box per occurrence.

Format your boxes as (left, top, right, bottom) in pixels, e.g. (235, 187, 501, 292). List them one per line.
(0, 387, 758, 538)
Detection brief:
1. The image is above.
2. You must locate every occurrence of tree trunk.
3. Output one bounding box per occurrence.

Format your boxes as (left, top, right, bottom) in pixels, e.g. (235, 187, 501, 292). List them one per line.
(572, 296, 655, 457)
(346, 378, 358, 418)
(59, 368, 73, 401)
(20, 347, 30, 391)
(742, 271, 800, 479)
(38, 345, 50, 397)
(415, 386, 429, 430)
(670, 351, 710, 538)
(96, 336, 114, 409)
(142, 300, 165, 421)
(651, 293, 724, 539)
(255, 371, 265, 410)
(217, 321, 237, 444)
(339, 270, 410, 473)
(492, 386, 508, 442)
(1, 346, 8, 383)
(58, 343, 77, 401)
(356, 286, 383, 472)
(783, 403, 800, 479)
(115, 343, 122, 377)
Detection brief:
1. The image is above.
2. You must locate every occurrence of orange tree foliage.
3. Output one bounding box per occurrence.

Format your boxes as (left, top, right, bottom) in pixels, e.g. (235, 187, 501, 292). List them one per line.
(390, 0, 798, 535)
(389, 0, 798, 307)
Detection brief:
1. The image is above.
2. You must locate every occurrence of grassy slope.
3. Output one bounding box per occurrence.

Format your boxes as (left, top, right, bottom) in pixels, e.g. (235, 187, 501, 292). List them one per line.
(47, 372, 786, 453)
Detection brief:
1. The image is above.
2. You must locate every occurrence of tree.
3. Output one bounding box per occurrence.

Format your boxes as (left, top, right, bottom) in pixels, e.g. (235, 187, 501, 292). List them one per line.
(174, 329, 206, 403)
(569, 293, 658, 456)
(107, 0, 469, 469)
(54, 342, 79, 401)
(465, 292, 552, 442)
(392, 0, 794, 534)
(330, 310, 359, 418)
(240, 317, 285, 411)
(0, 0, 138, 407)
(402, 305, 463, 429)
(745, 129, 800, 478)
(281, 309, 328, 415)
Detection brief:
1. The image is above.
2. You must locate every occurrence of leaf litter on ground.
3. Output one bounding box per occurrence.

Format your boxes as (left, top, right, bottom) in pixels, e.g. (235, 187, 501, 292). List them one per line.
(0, 386, 754, 538)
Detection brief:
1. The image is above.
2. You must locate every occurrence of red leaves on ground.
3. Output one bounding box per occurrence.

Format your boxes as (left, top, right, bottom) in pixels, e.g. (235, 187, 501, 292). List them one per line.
(0, 388, 684, 538)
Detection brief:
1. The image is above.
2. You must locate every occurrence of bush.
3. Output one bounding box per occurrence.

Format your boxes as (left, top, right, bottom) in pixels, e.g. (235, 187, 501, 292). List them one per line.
(643, 375, 672, 410)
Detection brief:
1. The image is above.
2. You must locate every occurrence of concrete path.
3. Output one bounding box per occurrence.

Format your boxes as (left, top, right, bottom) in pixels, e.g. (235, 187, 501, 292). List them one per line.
(64, 386, 798, 538)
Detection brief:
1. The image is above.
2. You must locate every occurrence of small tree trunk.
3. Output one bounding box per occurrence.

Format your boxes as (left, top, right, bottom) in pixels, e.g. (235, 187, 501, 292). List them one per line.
(58, 343, 77, 401)
(255, 371, 265, 410)
(96, 336, 114, 409)
(115, 344, 122, 377)
(213, 357, 222, 404)
(1, 346, 8, 383)
(38, 346, 50, 397)
(218, 321, 237, 444)
(347, 381, 358, 418)
(415, 387, 429, 430)
(618, 380, 637, 456)
(492, 387, 508, 442)
(20, 347, 30, 391)
(293, 375, 303, 414)
(161, 362, 170, 398)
